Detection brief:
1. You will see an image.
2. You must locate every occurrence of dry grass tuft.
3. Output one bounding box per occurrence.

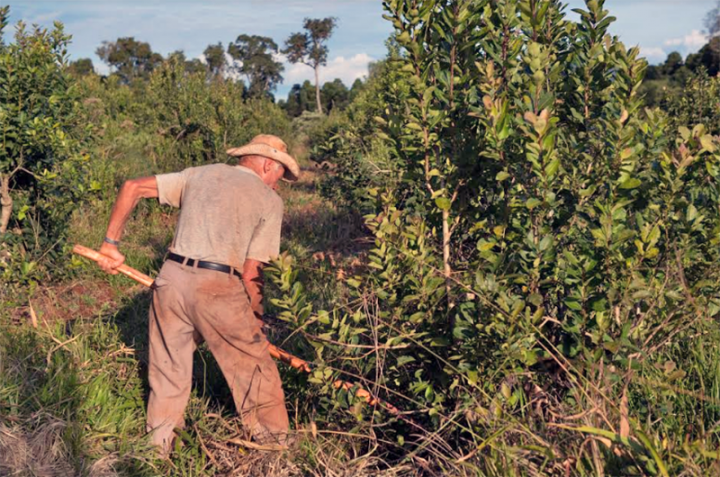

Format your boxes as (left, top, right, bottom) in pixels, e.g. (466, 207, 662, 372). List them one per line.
(191, 414, 419, 477)
(0, 418, 74, 477)
(203, 441, 303, 477)
(86, 456, 125, 477)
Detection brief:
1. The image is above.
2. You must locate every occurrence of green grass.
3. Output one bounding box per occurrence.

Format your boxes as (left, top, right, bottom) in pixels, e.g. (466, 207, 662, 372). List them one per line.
(0, 315, 154, 475)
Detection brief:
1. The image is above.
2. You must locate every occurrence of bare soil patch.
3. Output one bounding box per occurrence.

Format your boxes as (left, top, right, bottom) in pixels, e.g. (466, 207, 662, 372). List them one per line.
(8, 280, 133, 327)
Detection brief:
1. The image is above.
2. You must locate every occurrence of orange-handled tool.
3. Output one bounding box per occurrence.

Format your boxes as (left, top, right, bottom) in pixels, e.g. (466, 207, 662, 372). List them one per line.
(72, 244, 399, 414)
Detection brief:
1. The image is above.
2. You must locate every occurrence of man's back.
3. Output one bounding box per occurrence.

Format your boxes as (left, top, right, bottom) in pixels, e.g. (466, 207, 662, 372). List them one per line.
(156, 163, 284, 269)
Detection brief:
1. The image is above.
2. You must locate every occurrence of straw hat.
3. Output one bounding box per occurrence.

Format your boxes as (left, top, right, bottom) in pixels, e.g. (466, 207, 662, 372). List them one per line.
(226, 134, 300, 182)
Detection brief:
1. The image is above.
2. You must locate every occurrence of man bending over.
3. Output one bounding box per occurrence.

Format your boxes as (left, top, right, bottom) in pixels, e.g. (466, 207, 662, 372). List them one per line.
(96, 134, 300, 456)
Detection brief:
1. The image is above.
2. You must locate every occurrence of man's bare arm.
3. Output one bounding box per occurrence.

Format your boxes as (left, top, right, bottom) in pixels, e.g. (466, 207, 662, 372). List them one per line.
(97, 176, 159, 274)
(242, 258, 266, 320)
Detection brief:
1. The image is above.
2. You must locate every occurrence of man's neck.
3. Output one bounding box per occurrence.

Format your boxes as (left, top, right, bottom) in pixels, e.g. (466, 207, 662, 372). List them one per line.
(237, 163, 262, 178)
(237, 163, 279, 190)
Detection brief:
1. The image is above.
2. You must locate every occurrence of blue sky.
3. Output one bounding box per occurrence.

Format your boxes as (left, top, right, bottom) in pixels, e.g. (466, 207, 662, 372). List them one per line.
(4, 1, 717, 99)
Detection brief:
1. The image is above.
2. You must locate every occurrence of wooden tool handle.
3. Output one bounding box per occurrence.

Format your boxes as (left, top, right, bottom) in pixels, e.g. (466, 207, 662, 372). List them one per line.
(269, 346, 313, 373)
(73, 244, 155, 287)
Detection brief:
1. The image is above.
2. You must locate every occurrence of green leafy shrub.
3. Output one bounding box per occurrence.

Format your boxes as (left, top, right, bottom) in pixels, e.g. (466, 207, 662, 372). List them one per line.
(664, 72, 720, 135)
(310, 44, 409, 213)
(146, 57, 294, 171)
(281, 0, 720, 473)
(0, 9, 95, 289)
(77, 57, 294, 180)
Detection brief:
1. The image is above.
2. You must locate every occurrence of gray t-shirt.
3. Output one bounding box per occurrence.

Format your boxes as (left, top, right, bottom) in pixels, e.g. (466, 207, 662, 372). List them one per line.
(155, 164, 283, 268)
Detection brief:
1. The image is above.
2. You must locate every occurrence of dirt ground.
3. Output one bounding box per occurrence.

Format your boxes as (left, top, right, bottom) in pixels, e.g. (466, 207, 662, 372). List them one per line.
(8, 280, 130, 328)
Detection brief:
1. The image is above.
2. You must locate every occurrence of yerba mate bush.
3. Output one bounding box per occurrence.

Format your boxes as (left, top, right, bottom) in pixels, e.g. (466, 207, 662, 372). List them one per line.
(76, 56, 293, 187)
(0, 10, 95, 289)
(271, 0, 720, 474)
(311, 42, 409, 213)
(664, 72, 720, 136)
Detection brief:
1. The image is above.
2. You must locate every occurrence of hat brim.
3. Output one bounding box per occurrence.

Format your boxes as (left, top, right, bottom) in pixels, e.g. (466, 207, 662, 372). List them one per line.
(226, 143, 300, 182)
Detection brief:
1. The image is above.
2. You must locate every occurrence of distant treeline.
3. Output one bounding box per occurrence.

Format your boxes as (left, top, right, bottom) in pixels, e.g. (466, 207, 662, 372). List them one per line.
(67, 18, 373, 118)
(642, 32, 720, 106)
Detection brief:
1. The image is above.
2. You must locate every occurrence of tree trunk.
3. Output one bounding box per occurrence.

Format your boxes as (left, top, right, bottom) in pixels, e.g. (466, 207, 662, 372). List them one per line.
(0, 173, 12, 235)
(442, 208, 453, 307)
(314, 64, 323, 114)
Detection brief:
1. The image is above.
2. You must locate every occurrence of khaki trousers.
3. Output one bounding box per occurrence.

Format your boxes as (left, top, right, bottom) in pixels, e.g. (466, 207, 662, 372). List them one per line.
(146, 260, 289, 454)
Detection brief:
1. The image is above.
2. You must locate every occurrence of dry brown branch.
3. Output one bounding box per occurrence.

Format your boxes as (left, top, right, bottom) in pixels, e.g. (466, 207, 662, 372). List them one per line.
(45, 335, 80, 368)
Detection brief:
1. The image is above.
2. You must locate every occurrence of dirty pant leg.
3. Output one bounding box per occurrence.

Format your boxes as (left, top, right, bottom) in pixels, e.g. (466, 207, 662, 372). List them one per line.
(146, 277, 196, 455)
(189, 277, 289, 444)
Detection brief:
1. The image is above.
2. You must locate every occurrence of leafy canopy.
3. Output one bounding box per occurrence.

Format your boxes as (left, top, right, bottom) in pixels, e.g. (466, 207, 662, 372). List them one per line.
(203, 42, 227, 78)
(227, 34, 284, 97)
(283, 17, 337, 68)
(96, 37, 163, 83)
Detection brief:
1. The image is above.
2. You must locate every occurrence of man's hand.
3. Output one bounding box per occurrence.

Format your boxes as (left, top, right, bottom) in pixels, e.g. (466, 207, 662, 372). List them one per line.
(97, 242, 126, 275)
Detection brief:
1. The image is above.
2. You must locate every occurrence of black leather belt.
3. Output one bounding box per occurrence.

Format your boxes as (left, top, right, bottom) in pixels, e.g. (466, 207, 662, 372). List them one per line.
(167, 252, 242, 279)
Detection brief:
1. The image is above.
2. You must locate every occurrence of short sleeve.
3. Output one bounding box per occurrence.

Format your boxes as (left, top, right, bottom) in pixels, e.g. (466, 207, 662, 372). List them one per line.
(246, 197, 284, 263)
(155, 168, 193, 208)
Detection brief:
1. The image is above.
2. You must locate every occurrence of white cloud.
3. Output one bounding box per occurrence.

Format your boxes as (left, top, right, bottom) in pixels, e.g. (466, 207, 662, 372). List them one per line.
(664, 29, 708, 50)
(640, 46, 666, 60)
(24, 11, 63, 26)
(282, 53, 373, 86)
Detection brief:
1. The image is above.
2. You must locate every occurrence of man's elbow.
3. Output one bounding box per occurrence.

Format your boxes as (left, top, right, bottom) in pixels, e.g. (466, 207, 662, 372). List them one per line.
(120, 179, 140, 196)
(120, 177, 157, 200)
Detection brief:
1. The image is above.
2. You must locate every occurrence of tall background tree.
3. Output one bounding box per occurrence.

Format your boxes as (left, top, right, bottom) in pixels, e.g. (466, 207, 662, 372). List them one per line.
(282, 77, 362, 117)
(95, 37, 163, 83)
(282, 80, 316, 117)
(703, 1, 720, 79)
(227, 34, 283, 97)
(67, 58, 95, 77)
(203, 42, 226, 79)
(167, 50, 206, 75)
(687, 36, 720, 76)
(706, 0, 720, 38)
(283, 17, 337, 114)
